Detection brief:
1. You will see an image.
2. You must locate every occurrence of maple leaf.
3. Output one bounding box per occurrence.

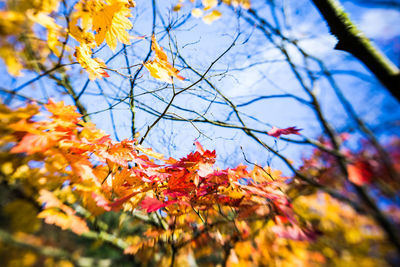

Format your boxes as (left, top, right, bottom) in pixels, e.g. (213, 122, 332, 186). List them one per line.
(74, 43, 109, 80)
(203, 0, 218, 10)
(0, 44, 24, 76)
(202, 10, 222, 24)
(191, 8, 203, 18)
(140, 197, 166, 212)
(11, 133, 51, 155)
(93, 191, 139, 211)
(68, 16, 96, 47)
(144, 35, 185, 83)
(92, 0, 134, 51)
(45, 99, 82, 123)
(136, 145, 164, 160)
(267, 126, 301, 138)
(270, 224, 316, 241)
(27, 11, 63, 56)
(70, 160, 99, 182)
(71, 0, 135, 51)
(38, 209, 89, 235)
(37, 190, 89, 235)
(347, 160, 373, 186)
(222, 0, 250, 9)
(194, 141, 205, 153)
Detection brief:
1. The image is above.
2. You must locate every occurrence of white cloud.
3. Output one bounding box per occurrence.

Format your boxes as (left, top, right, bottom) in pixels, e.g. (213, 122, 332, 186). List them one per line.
(358, 9, 400, 40)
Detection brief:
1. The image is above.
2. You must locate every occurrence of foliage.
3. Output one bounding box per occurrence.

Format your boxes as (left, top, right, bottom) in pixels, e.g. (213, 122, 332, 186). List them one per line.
(0, 100, 398, 265)
(0, 100, 311, 265)
(0, 0, 399, 266)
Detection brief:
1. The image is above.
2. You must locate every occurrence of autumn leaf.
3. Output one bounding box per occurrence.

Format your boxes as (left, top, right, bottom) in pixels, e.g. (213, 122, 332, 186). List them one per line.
(191, 8, 203, 18)
(45, 99, 82, 123)
(92, 0, 134, 51)
(144, 35, 185, 83)
(202, 0, 218, 10)
(74, 44, 109, 80)
(202, 10, 222, 24)
(347, 160, 373, 186)
(136, 145, 164, 160)
(11, 133, 52, 155)
(270, 224, 316, 241)
(72, 0, 135, 51)
(93, 191, 139, 211)
(38, 209, 89, 235)
(37, 190, 89, 235)
(268, 126, 301, 138)
(0, 45, 24, 76)
(27, 11, 63, 56)
(140, 197, 166, 212)
(194, 141, 205, 154)
(222, 0, 250, 9)
(68, 17, 96, 47)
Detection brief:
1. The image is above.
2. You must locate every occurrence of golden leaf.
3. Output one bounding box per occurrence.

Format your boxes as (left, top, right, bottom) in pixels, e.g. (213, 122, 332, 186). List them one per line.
(144, 35, 185, 83)
(68, 17, 96, 47)
(202, 0, 218, 10)
(38, 209, 89, 235)
(191, 8, 203, 18)
(136, 145, 164, 160)
(202, 10, 222, 24)
(92, 0, 133, 51)
(222, 0, 250, 9)
(0, 45, 24, 76)
(37, 190, 89, 235)
(74, 44, 109, 80)
(0, 11, 25, 36)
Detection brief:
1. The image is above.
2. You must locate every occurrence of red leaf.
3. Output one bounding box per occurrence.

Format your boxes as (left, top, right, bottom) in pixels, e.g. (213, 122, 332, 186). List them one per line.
(140, 197, 166, 212)
(271, 224, 316, 241)
(93, 192, 138, 211)
(268, 126, 301, 138)
(95, 135, 111, 145)
(347, 160, 373, 186)
(92, 193, 112, 211)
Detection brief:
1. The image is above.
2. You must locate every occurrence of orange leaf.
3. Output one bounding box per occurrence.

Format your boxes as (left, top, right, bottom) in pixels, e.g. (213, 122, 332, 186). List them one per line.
(144, 35, 185, 83)
(347, 160, 373, 186)
(11, 133, 51, 155)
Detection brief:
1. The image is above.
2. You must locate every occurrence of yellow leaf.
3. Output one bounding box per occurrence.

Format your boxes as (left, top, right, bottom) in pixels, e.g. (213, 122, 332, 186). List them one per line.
(191, 8, 203, 18)
(136, 145, 164, 160)
(38, 209, 89, 235)
(151, 35, 169, 62)
(92, 0, 133, 51)
(26, 11, 65, 56)
(71, 0, 134, 51)
(68, 17, 96, 47)
(144, 61, 179, 84)
(0, 45, 24, 76)
(1, 162, 13, 175)
(202, 10, 222, 24)
(37, 190, 89, 235)
(173, 3, 182, 11)
(74, 44, 109, 80)
(222, 0, 250, 9)
(144, 35, 185, 83)
(202, 0, 218, 10)
(27, 11, 60, 30)
(0, 11, 25, 36)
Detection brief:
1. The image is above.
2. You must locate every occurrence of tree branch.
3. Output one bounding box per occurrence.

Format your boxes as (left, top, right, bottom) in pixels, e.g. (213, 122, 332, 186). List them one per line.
(311, 0, 400, 101)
